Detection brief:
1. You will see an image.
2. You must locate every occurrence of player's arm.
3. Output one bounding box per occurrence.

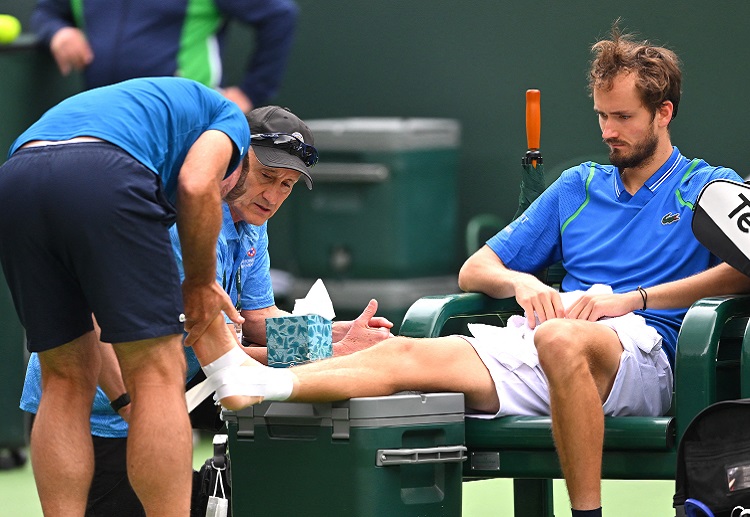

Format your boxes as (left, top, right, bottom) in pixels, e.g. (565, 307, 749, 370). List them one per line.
(459, 244, 565, 327)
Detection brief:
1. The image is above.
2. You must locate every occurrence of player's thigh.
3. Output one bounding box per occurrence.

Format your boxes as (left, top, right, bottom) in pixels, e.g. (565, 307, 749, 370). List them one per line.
(113, 334, 187, 389)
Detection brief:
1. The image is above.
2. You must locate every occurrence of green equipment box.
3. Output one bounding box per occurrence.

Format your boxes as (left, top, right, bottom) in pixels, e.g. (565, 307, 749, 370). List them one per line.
(223, 392, 466, 516)
(289, 118, 461, 279)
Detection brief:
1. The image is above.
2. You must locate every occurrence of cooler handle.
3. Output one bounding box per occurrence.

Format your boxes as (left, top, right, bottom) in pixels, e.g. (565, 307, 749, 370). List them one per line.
(310, 163, 390, 183)
(375, 445, 467, 466)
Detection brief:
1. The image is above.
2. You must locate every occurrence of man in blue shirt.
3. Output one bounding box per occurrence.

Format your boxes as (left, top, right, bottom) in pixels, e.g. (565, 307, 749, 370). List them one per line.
(20, 105, 392, 516)
(229, 26, 750, 517)
(0, 77, 250, 516)
(30, 0, 298, 112)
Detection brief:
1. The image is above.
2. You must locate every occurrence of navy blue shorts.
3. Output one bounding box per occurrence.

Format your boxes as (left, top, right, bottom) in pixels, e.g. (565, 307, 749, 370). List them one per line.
(0, 142, 185, 352)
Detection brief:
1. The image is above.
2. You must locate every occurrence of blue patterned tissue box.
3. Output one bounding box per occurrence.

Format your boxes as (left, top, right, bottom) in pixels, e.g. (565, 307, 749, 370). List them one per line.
(265, 314, 333, 368)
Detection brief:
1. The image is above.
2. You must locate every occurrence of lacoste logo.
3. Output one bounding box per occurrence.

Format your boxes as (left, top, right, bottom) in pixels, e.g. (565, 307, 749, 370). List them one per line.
(661, 212, 680, 225)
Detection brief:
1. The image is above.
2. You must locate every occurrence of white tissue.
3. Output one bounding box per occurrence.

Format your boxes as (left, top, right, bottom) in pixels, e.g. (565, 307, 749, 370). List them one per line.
(292, 278, 336, 320)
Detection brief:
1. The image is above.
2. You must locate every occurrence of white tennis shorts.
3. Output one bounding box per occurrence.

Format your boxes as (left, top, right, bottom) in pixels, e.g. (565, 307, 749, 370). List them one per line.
(461, 315, 673, 419)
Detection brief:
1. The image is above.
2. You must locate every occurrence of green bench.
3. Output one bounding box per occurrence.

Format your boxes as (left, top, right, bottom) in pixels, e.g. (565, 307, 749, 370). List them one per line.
(399, 291, 750, 516)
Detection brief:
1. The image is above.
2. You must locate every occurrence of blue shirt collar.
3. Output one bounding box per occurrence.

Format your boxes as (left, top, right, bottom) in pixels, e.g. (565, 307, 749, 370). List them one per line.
(614, 146, 684, 199)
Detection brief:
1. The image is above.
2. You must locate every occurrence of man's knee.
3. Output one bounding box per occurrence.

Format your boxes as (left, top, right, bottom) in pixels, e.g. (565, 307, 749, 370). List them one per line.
(38, 332, 101, 389)
(534, 320, 589, 377)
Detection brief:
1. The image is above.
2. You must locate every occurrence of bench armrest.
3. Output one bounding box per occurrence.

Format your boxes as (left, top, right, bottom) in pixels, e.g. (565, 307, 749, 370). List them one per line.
(673, 294, 750, 441)
(400, 292, 521, 338)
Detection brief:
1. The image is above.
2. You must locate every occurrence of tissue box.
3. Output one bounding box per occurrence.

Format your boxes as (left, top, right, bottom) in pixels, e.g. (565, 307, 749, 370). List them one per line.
(265, 314, 333, 367)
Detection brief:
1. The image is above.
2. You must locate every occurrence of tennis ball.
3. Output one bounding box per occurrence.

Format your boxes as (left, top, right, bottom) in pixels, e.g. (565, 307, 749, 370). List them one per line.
(0, 15, 21, 44)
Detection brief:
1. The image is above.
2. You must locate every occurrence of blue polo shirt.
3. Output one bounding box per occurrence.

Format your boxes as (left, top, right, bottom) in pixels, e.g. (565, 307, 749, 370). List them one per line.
(9, 77, 249, 206)
(20, 203, 274, 438)
(487, 147, 742, 367)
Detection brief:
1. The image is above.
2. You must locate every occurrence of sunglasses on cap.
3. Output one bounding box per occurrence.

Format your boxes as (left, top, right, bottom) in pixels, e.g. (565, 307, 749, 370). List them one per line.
(250, 132, 319, 168)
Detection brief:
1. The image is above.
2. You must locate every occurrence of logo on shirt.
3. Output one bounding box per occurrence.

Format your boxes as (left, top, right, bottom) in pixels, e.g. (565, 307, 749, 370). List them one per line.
(247, 248, 256, 257)
(661, 212, 680, 225)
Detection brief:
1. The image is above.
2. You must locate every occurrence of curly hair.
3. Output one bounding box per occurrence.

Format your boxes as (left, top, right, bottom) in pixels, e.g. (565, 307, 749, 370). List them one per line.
(588, 20, 682, 121)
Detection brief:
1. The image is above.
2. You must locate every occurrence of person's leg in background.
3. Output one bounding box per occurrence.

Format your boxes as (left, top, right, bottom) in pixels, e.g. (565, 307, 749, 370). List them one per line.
(86, 435, 146, 517)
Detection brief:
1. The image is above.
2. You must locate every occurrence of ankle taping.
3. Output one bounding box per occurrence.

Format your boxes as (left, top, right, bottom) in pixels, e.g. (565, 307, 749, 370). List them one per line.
(201, 347, 248, 378)
(213, 366, 295, 402)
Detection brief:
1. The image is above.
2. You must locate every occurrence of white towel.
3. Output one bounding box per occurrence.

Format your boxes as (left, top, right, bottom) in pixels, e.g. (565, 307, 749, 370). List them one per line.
(467, 284, 662, 367)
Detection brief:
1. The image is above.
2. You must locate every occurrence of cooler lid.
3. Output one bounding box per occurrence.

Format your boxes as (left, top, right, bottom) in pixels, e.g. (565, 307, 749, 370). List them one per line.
(223, 392, 465, 439)
(343, 392, 465, 420)
(305, 118, 460, 151)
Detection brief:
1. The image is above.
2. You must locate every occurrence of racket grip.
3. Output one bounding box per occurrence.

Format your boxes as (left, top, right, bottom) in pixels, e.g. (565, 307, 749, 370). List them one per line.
(526, 89, 541, 151)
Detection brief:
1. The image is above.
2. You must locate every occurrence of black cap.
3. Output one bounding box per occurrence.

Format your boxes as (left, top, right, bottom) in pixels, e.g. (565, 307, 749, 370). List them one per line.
(247, 106, 315, 189)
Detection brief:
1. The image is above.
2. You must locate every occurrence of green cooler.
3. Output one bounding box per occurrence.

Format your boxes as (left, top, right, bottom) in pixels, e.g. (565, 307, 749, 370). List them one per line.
(293, 117, 460, 279)
(223, 392, 466, 516)
(286, 118, 462, 330)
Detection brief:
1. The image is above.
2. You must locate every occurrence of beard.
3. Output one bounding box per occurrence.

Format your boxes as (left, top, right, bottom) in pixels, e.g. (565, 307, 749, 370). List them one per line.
(606, 126, 659, 170)
(224, 155, 251, 202)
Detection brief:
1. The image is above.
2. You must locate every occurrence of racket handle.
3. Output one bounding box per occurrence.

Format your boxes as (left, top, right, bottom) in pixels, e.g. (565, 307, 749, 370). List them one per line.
(526, 89, 541, 151)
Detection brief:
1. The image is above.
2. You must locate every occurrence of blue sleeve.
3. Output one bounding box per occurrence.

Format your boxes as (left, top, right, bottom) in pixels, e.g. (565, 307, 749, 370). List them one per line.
(680, 161, 743, 207)
(239, 224, 275, 310)
(19, 354, 42, 413)
(168, 224, 186, 282)
(486, 166, 586, 273)
(214, 0, 299, 106)
(30, 0, 76, 45)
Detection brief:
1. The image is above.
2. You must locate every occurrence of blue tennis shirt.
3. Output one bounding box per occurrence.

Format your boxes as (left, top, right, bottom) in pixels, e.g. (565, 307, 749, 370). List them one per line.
(488, 147, 742, 367)
(9, 77, 250, 206)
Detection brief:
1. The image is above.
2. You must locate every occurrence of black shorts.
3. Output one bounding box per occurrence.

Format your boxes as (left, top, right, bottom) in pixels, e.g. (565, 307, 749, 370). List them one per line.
(0, 142, 185, 351)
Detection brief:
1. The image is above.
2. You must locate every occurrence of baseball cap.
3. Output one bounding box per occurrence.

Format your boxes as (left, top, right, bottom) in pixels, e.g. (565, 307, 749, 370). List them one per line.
(248, 106, 316, 190)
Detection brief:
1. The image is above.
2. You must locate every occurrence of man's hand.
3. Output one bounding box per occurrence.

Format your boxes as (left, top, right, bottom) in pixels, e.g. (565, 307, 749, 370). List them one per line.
(513, 275, 566, 328)
(220, 87, 253, 114)
(49, 27, 93, 75)
(333, 299, 393, 356)
(182, 280, 244, 347)
(332, 303, 393, 343)
(565, 291, 642, 321)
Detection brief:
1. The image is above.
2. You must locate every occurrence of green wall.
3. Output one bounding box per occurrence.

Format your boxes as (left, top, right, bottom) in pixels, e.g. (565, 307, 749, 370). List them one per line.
(247, 1, 750, 270)
(2, 0, 750, 270)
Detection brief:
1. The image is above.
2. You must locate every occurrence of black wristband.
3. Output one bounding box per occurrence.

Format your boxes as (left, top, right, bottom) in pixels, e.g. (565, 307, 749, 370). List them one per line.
(110, 393, 131, 413)
(637, 286, 648, 311)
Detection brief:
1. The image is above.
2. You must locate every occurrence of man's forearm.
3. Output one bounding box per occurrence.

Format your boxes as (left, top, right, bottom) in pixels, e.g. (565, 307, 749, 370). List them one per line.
(177, 131, 233, 285)
(642, 263, 750, 310)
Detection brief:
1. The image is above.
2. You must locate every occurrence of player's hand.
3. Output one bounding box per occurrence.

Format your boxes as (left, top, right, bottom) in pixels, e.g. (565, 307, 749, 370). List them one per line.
(182, 280, 244, 346)
(513, 276, 565, 329)
(565, 291, 642, 321)
(49, 27, 93, 75)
